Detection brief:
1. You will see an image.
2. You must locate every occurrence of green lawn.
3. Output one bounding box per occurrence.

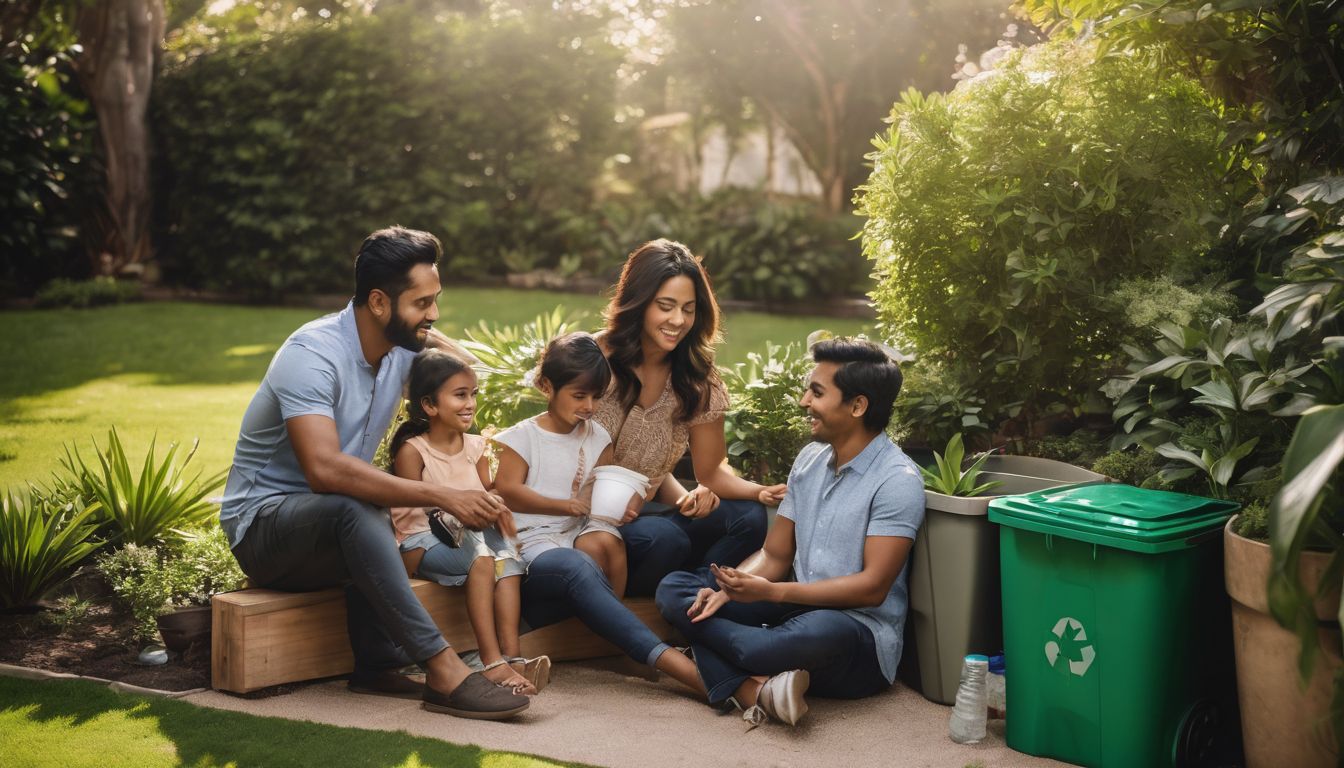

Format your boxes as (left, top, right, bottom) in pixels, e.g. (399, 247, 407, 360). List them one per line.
(0, 675, 585, 768)
(0, 289, 870, 489)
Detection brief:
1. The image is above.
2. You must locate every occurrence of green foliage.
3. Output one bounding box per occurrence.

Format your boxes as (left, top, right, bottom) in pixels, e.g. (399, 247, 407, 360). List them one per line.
(34, 277, 142, 309)
(59, 429, 226, 546)
(891, 358, 990, 450)
(1023, 430, 1107, 466)
(920, 434, 1003, 497)
(97, 527, 245, 641)
(1232, 501, 1269, 543)
(858, 39, 1231, 430)
(153, 7, 625, 297)
(1090, 447, 1162, 487)
(458, 308, 593, 431)
(1267, 404, 1344, 684)
(721, 341, 813, 485)
(0, 486, 101, 610)
(596, 189, 867, 303)
(0, 48, 96, 296)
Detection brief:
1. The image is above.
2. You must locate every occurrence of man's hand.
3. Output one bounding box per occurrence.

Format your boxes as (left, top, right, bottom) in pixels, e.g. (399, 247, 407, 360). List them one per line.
(687, 587, 730, 623)
(757, 483, 787, 506)
(440, 489, 505, 530)
(711, 563, 781, 604)
(677, 485, 720, 519)
(561, 497, 590, 517)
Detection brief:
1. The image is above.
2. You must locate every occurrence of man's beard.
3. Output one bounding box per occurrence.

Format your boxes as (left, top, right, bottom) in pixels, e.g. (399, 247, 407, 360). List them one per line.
(384, 313, 429, 352)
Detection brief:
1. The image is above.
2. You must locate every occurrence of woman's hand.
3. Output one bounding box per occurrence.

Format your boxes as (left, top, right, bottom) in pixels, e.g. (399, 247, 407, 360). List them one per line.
(619, 491, 643, 525)
(561, 497, 590, 517)
(757, 483, 787, 507)
(677, 485, 720, 519)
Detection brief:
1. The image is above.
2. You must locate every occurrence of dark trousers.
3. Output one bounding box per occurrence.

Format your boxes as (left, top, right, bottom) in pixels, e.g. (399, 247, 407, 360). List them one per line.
(656, 568, 888, 705)
(230, 493, 449, 670)
(621, 498, 768, 597)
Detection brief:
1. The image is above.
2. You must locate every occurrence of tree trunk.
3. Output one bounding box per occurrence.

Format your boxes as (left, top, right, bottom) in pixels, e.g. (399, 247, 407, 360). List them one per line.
(73, 0, 164, 276)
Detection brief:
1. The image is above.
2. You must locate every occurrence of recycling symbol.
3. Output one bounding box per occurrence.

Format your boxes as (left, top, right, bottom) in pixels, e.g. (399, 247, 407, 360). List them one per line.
(1044, 617, 1096, 677)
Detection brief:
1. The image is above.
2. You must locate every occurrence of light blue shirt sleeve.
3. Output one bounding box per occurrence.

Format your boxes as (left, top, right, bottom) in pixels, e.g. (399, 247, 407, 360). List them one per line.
(775, 442, 817, 524)
(866, 469, 924, 539)
(268, 342, 338, 421)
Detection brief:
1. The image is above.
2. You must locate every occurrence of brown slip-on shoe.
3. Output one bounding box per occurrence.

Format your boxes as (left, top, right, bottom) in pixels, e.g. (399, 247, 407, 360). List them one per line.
(348, 667, 426, 699)
(422, 671, 530, 720)
(756, 669, 810, 726)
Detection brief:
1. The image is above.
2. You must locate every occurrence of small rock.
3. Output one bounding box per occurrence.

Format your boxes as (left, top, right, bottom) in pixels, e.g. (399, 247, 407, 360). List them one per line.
(136, 646, 168, 666)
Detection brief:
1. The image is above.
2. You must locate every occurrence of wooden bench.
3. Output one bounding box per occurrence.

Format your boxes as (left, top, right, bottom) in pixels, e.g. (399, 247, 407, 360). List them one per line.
(211, 579, 674, 693)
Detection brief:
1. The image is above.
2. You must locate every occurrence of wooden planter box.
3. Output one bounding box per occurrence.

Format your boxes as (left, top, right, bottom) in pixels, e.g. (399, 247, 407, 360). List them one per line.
(212, 579, 673, 694)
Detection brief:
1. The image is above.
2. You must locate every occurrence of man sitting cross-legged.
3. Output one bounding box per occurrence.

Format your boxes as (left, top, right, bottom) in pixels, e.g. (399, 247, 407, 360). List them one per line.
(220, 226, 529, 720)
(655, 337, 925, 727)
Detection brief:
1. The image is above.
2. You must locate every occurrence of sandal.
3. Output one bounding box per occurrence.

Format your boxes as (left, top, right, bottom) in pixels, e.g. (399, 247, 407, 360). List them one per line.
(422, 671, 529, 720)
(483, 657, 537, 695)
(509, 655, 552, 693)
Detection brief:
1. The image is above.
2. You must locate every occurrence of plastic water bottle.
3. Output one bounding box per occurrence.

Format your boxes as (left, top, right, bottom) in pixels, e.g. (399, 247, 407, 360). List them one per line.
(949, 654, 989, 744)
(986, 653, 1006, 720)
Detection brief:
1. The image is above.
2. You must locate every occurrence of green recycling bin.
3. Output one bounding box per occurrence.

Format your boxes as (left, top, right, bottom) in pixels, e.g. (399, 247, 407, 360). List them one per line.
(988, 484, 1239, 768)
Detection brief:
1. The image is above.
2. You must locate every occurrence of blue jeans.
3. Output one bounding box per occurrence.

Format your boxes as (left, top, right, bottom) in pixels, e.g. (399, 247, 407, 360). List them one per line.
(656, 568, 888, 705)
(230, 493, 449, 671)
(622, 498, 768, 597)
(519, 547, 670, 667)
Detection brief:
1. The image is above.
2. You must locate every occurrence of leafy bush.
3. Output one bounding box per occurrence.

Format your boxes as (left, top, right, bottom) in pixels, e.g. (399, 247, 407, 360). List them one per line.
(1090, 447, 1163, 487)
(891, 358, 989, 449)
(458, 308, 594, 432)
(153, 8, 624, 297)
(1232, 501, 1269, 542)
(60, 429, 226, 546)
(34, 277, 142, 309)
(921, 433, 1002, 497)
(0, 49, 95, 297)
(0, 487, 102, 610)
(721, 341, 813, 485)
(857, 39, 1231, 431)
(97, 527, 245, 641)
(1022, 430, 1107, 467)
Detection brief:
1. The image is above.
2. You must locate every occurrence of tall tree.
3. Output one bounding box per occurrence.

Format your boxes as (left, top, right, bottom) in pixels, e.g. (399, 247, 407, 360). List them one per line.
(73, 0, 166, 275)
(664, 0, 1005, 213)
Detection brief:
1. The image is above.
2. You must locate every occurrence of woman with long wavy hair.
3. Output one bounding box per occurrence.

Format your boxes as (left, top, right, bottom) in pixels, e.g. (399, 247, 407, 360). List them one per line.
(595, 239, 787, 595)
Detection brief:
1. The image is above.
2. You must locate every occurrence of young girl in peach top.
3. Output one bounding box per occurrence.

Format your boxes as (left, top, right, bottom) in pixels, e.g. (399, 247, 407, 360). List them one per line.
(388, 349, 547, 694)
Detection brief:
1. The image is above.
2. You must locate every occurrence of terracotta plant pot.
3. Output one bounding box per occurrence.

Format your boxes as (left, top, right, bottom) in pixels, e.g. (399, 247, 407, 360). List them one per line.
(1224, 518, 1341, 768)
(157, 604, 212, 654)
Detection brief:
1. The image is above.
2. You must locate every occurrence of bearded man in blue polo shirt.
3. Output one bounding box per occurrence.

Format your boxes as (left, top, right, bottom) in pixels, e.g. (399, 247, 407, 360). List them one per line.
(656, 337, 925, 728)
(220, 226, 529, 719)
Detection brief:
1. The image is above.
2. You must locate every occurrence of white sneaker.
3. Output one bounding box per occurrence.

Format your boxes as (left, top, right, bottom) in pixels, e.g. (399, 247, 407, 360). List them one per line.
(753, 669, 810, 726)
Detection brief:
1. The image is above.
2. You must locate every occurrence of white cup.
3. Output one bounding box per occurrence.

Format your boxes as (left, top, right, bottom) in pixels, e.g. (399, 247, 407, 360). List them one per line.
(589, 465, 650, 525)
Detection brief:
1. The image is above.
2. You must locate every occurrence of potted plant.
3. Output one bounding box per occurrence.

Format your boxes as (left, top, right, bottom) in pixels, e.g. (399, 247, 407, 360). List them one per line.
(1226, 404, 1344, 767)
(905, 434, 1107, 705)
(98, 528, 245, 654)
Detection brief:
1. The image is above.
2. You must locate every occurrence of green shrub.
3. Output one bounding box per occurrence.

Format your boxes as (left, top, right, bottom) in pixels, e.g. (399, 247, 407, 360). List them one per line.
(1232, 501, 1269, 543)
(97, 527, 244, 641)
(153, 9, 624, 297)
(891, 358, 989, 449)
(1090, 447, 1162, 487)
(857, 39, 1232, 431)
(1023, 431, 1107, 467)
(34, 277, 142, 309)
(60, 429, 226, 546)
(0, 51, 95, 297)
(721, 341, 813, 485)
(0, 486, 102, 610)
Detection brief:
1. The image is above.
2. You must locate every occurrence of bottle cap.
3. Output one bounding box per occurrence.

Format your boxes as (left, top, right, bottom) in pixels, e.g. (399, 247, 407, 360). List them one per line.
(965, 653, 989, 663)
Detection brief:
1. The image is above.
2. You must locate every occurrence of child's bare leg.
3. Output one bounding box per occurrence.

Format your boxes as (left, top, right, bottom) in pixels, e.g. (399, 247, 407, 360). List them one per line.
(400, 548, 425, 579)
(493, 574, 523, 660)
(469, 557, 534, 693)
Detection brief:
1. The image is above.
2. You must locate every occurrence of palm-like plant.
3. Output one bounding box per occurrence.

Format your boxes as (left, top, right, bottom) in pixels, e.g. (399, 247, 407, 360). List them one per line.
(61, 428, 226, 546)
(920, 433, 1003, 497)
(0, 487, 102, 610)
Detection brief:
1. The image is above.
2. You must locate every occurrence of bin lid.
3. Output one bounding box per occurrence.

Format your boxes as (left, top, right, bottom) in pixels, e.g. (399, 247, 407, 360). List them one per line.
(987, 483, 1238, 554)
